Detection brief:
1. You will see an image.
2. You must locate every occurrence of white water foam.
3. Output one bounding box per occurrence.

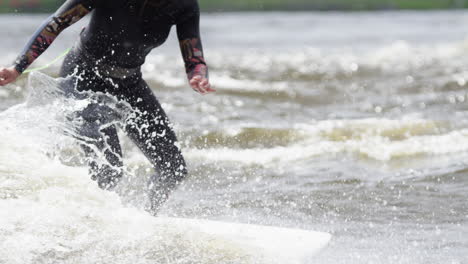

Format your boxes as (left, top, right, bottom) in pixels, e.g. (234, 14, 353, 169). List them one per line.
(186, 118, 468, 164)
(0, 72, 325, 264)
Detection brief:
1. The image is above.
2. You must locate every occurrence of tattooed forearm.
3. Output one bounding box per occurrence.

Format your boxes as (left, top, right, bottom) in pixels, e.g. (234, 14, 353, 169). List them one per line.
(180, 38, 208, 80)
(14, 2, 92, 73)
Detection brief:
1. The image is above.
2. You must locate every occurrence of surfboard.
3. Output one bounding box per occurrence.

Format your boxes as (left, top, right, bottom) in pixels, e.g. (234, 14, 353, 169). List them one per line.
(154, 217, 331, 264)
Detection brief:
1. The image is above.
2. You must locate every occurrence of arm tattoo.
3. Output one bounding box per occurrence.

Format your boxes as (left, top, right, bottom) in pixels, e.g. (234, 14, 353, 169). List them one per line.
(14, 2, 92, 73)
(180, 38, 208, 80)
(177, 3, 209, 81)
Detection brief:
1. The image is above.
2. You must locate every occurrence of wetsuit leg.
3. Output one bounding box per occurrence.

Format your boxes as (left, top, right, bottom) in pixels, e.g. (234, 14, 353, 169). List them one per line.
(122, 79, 188, 214)
(77, 105, 124, 190)
(59, 53, 125, 190)
(60, 50, 187, 211)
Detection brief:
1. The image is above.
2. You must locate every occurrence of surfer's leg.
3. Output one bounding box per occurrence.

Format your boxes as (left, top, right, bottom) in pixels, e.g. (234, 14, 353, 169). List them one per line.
(77, 103, 124, 190)
(123, 79, 187, 214)
(59, 56, 124, 190)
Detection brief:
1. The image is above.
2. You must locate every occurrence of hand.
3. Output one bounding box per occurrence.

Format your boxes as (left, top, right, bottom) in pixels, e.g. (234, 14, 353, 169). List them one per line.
(189, 75, 215, 95)
(0, 67, 20, 86)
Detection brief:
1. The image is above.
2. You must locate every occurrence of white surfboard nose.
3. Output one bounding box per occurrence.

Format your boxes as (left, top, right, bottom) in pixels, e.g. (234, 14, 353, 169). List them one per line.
(157, 217, 331, 264)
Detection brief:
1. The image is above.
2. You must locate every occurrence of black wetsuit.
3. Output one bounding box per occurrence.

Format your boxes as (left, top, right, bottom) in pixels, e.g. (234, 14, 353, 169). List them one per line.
(13, 0, 209, 214)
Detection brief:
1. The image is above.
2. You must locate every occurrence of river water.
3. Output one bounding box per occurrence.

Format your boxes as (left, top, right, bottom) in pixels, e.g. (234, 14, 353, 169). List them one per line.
(0, 11, 467, 264)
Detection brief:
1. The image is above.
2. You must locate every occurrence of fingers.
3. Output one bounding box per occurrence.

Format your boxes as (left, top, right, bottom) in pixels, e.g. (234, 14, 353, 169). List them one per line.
(0, 68, 17, 86)
(199, 79, 209, 88)
(0, 69, 9, 86)
(205, 86, 216, 93)
(0, 77, 13, 86)
(189, 76, 201, 88)
(195, 79, 209, 94)
(200, 79, 216, 93)
(190, 76, 215, 95)
(190, 78, 206, 94)
(0, 68, 6, 79)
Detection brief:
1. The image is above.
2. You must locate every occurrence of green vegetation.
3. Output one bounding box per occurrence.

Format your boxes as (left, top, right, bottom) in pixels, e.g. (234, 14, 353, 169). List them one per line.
(0, 0, 58, 13)
(199, 0, 468, 11)
(1, 0, 468, 13)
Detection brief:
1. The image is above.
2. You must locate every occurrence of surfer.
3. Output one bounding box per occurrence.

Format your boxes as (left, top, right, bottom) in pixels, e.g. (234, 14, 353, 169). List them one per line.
(0, 0, 214, 214)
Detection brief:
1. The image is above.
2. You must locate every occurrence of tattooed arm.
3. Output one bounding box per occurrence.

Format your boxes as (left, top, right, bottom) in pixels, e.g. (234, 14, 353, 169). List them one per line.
(0, 0, 94, 86)
(177, 4, 214, 94)
(13, 0, 95, 74)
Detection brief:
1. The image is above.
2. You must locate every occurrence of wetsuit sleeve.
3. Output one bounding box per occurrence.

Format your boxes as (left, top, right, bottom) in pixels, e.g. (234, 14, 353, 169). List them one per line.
(176, 4, 209, 80)
(13, 0, 95, 74)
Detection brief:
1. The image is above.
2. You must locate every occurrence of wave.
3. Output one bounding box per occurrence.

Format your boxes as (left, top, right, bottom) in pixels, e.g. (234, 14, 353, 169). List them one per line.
(134, 40, 468, 107)
(185, 118, 468, 162)
(4, 73, 467, 165)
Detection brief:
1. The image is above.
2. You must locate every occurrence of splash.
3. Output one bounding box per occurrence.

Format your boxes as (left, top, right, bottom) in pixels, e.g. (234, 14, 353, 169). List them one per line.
(0, 72, 310, 264)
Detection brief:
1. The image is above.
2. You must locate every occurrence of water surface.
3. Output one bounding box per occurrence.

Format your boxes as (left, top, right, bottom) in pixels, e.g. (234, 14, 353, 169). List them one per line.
(0, 11, 467, 264)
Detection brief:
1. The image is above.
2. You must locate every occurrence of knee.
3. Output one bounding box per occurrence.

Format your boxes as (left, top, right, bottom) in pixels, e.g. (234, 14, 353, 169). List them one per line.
(148, 164, 187, 194)
(80, 103, 119, 124)
(173, 162, 188, 183)
(159, 157, 188, 185)
(157, 146, 187, 181)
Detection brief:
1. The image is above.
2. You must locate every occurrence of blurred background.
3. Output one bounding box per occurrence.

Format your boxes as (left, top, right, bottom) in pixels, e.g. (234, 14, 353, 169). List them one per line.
(2, 0, 468, 12)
